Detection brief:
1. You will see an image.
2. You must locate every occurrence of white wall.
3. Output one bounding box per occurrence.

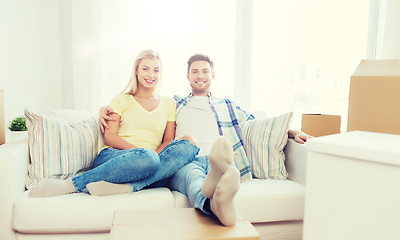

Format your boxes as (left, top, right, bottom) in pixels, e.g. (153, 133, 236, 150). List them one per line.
(0, 0, 63, 126)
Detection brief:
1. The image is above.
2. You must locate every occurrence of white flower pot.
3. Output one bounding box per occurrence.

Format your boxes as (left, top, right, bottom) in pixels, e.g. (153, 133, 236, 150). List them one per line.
(8, 130, 28, 142)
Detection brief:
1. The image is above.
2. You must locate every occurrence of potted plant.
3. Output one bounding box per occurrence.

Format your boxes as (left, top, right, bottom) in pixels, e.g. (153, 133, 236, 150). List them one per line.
(8, 116, 28, 141)
(8, 116, 27, 131)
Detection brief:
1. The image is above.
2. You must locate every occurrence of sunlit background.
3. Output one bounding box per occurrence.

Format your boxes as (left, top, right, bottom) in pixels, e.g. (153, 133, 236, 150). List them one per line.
(1, 0, 399, 131)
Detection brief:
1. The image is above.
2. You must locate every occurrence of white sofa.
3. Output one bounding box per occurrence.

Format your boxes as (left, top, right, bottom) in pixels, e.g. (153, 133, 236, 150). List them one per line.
(0, 111, 307, 240)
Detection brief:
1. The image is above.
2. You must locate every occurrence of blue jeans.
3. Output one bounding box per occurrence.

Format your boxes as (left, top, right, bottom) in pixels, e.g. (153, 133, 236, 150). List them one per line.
(169, 155, 212, 215)
(72, 139, 199, 192)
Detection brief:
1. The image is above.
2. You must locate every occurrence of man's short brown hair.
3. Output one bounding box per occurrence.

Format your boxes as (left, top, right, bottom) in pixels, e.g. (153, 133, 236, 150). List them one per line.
(187, 54, 214, 73)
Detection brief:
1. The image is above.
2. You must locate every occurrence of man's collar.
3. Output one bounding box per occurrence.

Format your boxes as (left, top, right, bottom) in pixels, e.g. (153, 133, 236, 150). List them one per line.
(187, 92, 213, 99)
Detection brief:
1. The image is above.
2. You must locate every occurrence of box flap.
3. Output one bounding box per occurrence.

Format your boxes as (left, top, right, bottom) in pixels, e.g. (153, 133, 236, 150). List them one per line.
(352, 59, 400, 77)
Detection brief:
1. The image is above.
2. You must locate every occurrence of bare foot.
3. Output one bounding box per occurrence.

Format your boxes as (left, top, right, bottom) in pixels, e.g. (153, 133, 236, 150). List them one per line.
(86, 181, 132, 196)
(202, 137, 233, 198)
(210, 166, 240, 226)
(29, 179, 76, 198)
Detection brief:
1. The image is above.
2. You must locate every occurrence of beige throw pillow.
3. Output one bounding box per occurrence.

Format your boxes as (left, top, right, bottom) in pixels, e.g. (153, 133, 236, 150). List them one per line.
(240, 112, 293, 179)
(24, 109, 100, 189)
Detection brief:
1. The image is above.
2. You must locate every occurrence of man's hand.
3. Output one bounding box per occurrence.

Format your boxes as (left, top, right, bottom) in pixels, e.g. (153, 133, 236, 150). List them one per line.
(288, 130, 313, 144)
(99, 106, 116, 133)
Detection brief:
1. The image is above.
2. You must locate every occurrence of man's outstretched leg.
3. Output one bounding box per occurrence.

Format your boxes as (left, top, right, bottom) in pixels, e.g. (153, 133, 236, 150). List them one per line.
(171, 138, 241, 226)
(202, 136, 234, 198)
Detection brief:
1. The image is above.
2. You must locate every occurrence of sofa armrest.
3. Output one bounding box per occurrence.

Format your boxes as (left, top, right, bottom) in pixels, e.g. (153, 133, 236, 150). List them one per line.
(284, 139, 308, 185)
(0, 137, 29, 239)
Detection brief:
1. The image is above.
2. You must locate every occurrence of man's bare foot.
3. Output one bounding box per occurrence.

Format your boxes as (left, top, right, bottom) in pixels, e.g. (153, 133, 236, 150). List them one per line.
(210, 166, 240, 226)
(29, 179, 76, 198)
(86, 181, 132, 196)
(202, 137, 233, 198)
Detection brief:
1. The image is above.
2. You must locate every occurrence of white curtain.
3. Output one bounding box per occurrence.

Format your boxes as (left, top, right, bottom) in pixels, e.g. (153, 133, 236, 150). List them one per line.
(59, 0, 104, 112)
(374, 0, 400, 59)
(59, 0, 237, 112)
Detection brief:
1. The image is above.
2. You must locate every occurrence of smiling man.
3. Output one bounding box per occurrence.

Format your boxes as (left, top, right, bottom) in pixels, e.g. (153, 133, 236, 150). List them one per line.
(175, 55, 222, 156)
(171, 54, 246, 226)
(171, 54, 310, 226)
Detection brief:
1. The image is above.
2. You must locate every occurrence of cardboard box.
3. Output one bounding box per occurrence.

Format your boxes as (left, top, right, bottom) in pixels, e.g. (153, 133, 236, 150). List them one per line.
(302, 114, 341, 137)
(348, 60, 400, 134)
(0, 89, 4, 145)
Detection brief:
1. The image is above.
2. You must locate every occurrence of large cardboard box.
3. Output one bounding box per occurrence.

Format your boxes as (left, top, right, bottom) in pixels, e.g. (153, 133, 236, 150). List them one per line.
(348, 60, 400, 134)
(302, 114, 341, 137)
(0, 89, 4, 145)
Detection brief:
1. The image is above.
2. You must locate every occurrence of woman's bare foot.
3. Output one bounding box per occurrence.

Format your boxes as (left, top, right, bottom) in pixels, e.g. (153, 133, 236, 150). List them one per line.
(29, 179, 76, 198)
(86, 181, 132, 196)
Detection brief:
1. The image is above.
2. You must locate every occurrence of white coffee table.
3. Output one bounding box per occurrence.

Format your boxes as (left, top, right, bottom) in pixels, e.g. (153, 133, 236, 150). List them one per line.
(303, 131, 400, 240)
(110, 208, 260, 240)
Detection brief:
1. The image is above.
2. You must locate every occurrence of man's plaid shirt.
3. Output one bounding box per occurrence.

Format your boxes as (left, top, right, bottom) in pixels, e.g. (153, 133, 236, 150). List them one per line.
(174, 93, 254, 182)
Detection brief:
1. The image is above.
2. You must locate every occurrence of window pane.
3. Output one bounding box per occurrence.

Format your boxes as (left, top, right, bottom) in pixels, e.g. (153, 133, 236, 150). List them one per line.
(251, 0, 370, 130)
(98, 0, 236, 104)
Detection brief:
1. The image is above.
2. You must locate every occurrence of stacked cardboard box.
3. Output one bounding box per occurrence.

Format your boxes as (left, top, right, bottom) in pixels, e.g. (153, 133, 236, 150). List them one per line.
(348, 60, 400, 134)
(301, 114, 341, 137)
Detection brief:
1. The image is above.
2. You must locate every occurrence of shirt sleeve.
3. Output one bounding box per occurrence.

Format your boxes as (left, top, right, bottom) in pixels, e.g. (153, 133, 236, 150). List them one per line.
(173, 94, 182, 102)
(166, 97, 176, 121)
(234, 103, 255, 122)
(109, 94, 124, 117)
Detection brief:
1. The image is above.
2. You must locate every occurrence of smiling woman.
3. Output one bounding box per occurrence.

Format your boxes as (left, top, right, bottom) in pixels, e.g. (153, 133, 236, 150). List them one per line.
(28, 49, 201, 198)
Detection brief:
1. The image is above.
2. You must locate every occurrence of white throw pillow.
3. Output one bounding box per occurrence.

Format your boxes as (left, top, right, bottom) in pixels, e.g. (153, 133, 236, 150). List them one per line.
(240, 112, 293, 179)
(24, 109, 100, 189)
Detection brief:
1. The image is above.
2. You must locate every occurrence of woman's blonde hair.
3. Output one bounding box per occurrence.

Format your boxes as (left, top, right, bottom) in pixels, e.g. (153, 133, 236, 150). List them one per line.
(122, 49, 161, 95)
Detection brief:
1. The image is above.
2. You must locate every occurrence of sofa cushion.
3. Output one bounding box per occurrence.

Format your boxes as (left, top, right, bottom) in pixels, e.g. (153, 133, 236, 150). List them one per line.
(235, 179, 305, 223)
(240, 112, 293, 179)
(13, 188, 175, 233)
(15, 232, 110, 240)
(172, 191, 192, 208)
(173, 179, 305, 223)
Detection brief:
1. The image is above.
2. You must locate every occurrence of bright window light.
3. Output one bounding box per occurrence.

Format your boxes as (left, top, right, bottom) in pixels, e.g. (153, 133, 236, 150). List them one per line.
(98, 0, 236, 105)
(251, 0, 370, 130)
